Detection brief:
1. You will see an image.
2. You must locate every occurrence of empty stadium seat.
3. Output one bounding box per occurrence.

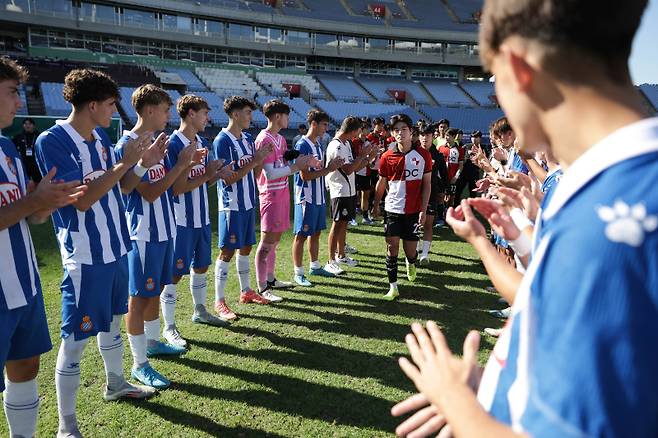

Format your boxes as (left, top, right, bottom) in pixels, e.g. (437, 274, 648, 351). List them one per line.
(17, 85, 28, 115)
(421, 81, 474, 106)
(420, 105, 503, 134)
(315, 100, 424, 124)
(316, 75, 372, 102)
(356, 76, 434, 105)
(255, 71, 324, 99)
(163, 67, 208, 92)
(461, 81, 496, 106)
(195, 67, 264, 98)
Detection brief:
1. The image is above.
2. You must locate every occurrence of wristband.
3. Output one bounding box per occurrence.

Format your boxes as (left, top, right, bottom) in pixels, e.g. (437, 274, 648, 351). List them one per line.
(133, 163, 148, 178)
(509, 208, 533, 230)
(508, 233, 531, 257)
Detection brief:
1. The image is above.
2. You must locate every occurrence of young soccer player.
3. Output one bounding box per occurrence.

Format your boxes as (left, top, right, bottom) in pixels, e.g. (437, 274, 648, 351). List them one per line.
(161, 94, 232, 346)
(351, 118, 375, 225)
(115, 85, 207, 389)
(324, 116, 376, 274)
(35, 69, 160, 437)
(0, 56, 87, 438)
(373, 114, 432, 300)
(417, 121, 448, 265)
(392, 1, 658, 436)
(212, 96, 274, 314)
(253, 100, 313, 301)
(291, 110, 344, 286)
(438, 127, 465, 207)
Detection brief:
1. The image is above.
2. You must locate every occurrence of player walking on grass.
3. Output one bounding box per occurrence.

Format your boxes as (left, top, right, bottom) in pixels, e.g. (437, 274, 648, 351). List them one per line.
(291, 110, 344, 286)
(373, 114, 432, 301)
(35, 69, 160, 438)
(212, 96, 274, 314)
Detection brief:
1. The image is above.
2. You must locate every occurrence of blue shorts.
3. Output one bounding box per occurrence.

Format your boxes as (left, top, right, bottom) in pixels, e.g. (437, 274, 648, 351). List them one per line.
(218, 209, 256, 249)
(128, 239, 174, 298)
(61, 256, 129, 340)
(173, 225, 212, 276)
(0, 295, 52, 392)
(294, 202, 327, 237)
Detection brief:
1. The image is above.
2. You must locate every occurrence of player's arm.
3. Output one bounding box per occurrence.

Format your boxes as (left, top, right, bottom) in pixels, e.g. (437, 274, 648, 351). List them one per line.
(420, 172, 432, 215)
(524, 157, 548, 183)
(119, 132, 168, 194)
(220, 141, 273, 186)
(136, 147, 200, 203)
(372, 175, 388, 218)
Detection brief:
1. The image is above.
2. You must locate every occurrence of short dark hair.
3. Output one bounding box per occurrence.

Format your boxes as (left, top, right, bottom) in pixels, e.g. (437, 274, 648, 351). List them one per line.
(418, 122, 434, 135)
(131, 84, 172, 115)
(373, 117, 385, 126)
(389, 114, 413, 130)
(0, 57, 28, 84)
(437, 118, 450, 126)
(446, 128, 459, 137)
(479, 0, 648, 82)
(262, 99, 290, 118)
(23, 117, 35, 125)
(492, 116, 513, 136)
(223, 96, 256, 116)
(340, 116, 362, 134)
(177, 94, 210, 119)
(471, 130, 483, 138)
(63, 69, 119, 108)
(307, 110, 330, 125)
(298, 123, 307, 130)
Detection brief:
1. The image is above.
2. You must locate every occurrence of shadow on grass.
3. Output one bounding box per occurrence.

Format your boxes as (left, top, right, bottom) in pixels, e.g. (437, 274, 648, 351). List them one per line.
(172, 357, 401, 433)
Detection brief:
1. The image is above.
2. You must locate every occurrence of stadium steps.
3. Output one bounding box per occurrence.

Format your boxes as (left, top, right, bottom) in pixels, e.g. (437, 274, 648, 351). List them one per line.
(394, 0, 414, 20)
(455, 83, 482, 107)
(314, 78, 337, 102)
(417, 106, 433, 122)
(339, 0, 357, 16)
(439, 0, 460, 22)
(352, 77, 381, 102)
(26, 85, 44, 116)
(418, 83, 440, 106)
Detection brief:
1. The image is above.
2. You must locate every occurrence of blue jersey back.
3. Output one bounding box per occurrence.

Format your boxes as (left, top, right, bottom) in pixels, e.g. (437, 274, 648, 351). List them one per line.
(294, 136, 326, 205)
(212, 128, 256, 212)
(0, 136, 42, 310)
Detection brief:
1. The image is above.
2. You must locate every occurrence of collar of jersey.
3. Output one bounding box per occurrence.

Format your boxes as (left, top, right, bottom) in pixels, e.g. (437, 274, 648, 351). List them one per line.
(222, 127, 245, 143)
(543, 117, 658, 220)
(56, 119, 101, 145)
(173, 129, 200, 147)
(302, 135, 319, 148)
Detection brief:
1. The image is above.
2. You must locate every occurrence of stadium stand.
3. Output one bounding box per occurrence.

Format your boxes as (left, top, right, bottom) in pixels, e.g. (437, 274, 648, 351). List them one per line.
(356, 76, 435, 105)
(283, 0, 385, 25)
(165, 89, 182, 125)
(420, 105, 503, 134)
(315, 75, 372, 102)
(195, 67, 264, 98)
(315, 100, 424, 124)
(17, 85, 28, 115)
(194, 90, 230, 127)
(118, 87, 138, 124)
(421, 80, 474, 106)
(41, 83, 71, 117)
(401, 0, 478, 31)
(460, 81, 496, 106)
(445, 0, 483, 22)
(639, 84, 658, 110)
(284, 97, 314, 121)
(162, 67, 208, 92)
(255, 71, 324, 99)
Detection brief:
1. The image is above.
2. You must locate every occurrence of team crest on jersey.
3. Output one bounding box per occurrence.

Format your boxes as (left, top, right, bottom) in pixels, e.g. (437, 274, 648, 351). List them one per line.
(189, 163, 206, 179)
(146, 278, 155, 291)
(0, 182, 21, 207)
(303, 224, 309, 232)
(4, 156, 16, 175)
(176, 258, 185, 270)
(411, 157, 420, 166)
(83, 169, 106, 184)
(597, 200, 658, 247)
(230, 234, 237, 244)
(80, 315, 93, 332)
(101, 147, 108, 162)
(238, 154, 253, 168)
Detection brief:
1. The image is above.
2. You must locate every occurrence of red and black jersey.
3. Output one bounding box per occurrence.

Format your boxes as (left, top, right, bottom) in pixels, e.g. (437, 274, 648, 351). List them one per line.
(379, 145, 432, 214)
(438, 143, 464, 181)
(351, 137, 370, 176)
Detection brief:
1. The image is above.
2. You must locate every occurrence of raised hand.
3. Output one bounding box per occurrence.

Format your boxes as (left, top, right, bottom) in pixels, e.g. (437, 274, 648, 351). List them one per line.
(177, 142, 205, 169)
(139, 132, 169, 168)
(468, 198, 520, 241)
(122, 131, 153, 166)
(492, 147, 507, 162)
(255, 143, 274, 164)
(31, 167, 87, 210)
(498, 186, 540, 221)
(445, 200, 487, 243)
(327, 156, 345, 171)
(294, 153, 314, 170)
(494, 171, 532, 192)
(474, 177, 492, 193)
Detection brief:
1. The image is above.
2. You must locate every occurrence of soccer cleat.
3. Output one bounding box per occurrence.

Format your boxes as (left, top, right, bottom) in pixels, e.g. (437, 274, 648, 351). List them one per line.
(419, 255, 430, 266)
(309, 267, 336, 278)
(383, 285, 400, 301)
(268, 278, 293, 289)
(489, 307, 511, 319)
(192, 306, 230, 326)
(406, 259, 417, 282)
(361, 217, 374, 225)
(336, 255, 358, 267)
(293, 274, 313, 286)
(103, 379, 157, 401)
(349, 219, 358, 227)
(215, 300, 237, 321)
(323, 261, 345, 276)
(344, 243, 358, 254)
(260, 288, 283, 303)
(434, 219, 445, 229)
(484, 328, 502, 338)
(146, 341, 186, 358)
(162, 325, 187, 348)
(239, 289, 271, 305)
(131, 364, 170, 389)
(57, 429, 83, 438)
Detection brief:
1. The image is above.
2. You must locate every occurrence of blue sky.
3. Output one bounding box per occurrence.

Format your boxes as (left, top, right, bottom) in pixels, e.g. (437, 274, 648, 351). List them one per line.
(630, 0, 658, 84)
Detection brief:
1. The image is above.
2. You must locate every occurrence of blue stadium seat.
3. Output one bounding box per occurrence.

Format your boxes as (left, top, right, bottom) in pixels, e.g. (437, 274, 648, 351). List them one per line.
(356, 76, 434, 105)
(17, 85, 28, 115)
(316, 75, 372, 102)
(639, 84, 658, 110)
(421, 81, 474, 106)
(163, 68, 208, 92)
(461, 81, 496, 106)
(420, 105, 503, 134)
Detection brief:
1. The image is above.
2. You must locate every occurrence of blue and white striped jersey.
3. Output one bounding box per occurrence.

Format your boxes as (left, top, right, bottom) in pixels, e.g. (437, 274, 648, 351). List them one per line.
(294, 136, 326, 206)
(212, 128, 256, 212)
(168, 130, 210, 228)
(35, 120, 131, 266)
(0, 136, 41, 310)
(477, 117, 658, 437)
(115, 131, 176, 242)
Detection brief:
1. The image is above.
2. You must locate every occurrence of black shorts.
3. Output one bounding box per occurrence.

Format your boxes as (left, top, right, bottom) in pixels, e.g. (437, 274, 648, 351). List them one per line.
(426, 198, 439, 216)
(331, 196, 357, 222)
(448, 184, 458, 195)
(355, 174, 372, 191)
(370, 170, 379, 187)
(384, 212, 420, 241)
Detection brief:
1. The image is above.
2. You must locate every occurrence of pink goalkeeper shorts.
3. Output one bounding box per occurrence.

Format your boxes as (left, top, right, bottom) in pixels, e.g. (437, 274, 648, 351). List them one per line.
(259, 189, 291, 233)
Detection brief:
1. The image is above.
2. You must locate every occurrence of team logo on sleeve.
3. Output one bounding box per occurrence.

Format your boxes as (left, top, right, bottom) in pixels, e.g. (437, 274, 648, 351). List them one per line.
(597, 200, 658, 247)
(0, 182, 21, 207)
(146, 278, 156, 291)
(5, 156, 16, 175)
(148, 163, 166, 182)
(80, 315, 94, 332)
(176, 258, 185, 270)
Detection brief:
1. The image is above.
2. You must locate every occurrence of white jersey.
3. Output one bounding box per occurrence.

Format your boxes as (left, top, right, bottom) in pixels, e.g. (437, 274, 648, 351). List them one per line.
(325, 138, 355, 198)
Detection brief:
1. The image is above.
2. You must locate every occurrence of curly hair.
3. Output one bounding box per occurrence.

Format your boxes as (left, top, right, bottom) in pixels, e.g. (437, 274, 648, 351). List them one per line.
(223, 95, 256, 116)
(131, 84, 172, 114)
(63, 69, 119, 107)
(0, 57, 28, 84)
(177, 94, 210, 119)
(306, 109, 330, 125)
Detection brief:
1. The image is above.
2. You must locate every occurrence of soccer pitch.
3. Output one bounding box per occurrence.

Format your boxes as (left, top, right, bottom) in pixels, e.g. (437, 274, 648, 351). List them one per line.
(6, 192, 500, 437)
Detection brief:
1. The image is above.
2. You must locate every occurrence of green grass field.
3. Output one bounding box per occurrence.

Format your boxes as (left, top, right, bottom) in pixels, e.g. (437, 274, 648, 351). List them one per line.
(2, 192, 503, 437)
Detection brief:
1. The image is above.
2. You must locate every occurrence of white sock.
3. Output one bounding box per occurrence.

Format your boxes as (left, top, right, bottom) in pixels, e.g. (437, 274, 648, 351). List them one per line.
(127, 334, 147, 369)
(214, 259, 230, 302)
(309, 260, 321, 270)
(422, 240, 431, 257)
(190, 272, 207, 307)
(96, 315, 125, 390)
(160, 284, 177, 329)
(3, 378, 39, 438)
(144, 318, 160, 348)
(390, 282, 398, 289)
(236, 254, 251, 292)
(294, 266, 304, 276)
(55, 336, 89, 433)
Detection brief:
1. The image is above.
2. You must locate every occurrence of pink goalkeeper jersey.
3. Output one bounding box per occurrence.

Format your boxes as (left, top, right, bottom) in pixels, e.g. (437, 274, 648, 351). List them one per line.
(255, 130, 289, 196)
